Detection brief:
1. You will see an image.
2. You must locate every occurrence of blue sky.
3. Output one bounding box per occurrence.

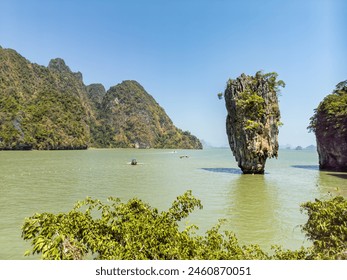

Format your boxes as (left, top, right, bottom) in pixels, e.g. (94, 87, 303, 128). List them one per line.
(1, 0, 346, 147)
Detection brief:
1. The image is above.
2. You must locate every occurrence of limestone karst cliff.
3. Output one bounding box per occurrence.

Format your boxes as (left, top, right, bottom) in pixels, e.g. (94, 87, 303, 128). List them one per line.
(94, 80, 203, 149)
(309, 80, 347, 171)
(0, 47, 202, 150)
(0, 49, 93, 150)
(223, 71, 284, 174)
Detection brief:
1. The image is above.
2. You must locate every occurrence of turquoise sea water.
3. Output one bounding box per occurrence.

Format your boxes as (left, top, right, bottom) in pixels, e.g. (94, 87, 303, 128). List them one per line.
(0, 148, 346, 259)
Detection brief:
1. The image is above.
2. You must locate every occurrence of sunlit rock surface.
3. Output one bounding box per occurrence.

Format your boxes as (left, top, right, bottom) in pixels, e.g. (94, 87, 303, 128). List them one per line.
(224, 72, 282, 174)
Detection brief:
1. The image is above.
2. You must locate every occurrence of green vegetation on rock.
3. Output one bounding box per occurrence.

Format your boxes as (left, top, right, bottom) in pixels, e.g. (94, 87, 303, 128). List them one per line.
(309, 80, 347, 134)
(0, 47, 202, 150)
(222, 71, 284, 174)
(308, 80, 347, 171)
(0, 49, 92, 150)
(94, 80, 202, 149)
(22, 191, 347, 260)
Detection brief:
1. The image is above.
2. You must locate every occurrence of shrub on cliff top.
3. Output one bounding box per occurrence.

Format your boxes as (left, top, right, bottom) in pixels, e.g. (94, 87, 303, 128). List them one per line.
(308, 80, 347, 133)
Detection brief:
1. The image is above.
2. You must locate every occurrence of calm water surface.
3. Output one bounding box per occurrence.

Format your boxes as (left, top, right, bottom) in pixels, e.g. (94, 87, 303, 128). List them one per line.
(1, 148, 346, 259)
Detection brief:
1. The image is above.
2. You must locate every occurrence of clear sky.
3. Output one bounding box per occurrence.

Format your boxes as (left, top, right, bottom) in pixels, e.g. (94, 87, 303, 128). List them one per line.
(1, 0, 346, 147)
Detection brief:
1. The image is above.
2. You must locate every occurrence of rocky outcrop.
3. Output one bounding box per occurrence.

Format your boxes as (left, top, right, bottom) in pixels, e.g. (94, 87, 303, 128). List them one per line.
(97, 80, 203, 149)
(86, 83, 106, 108)
(48, 58, 72, 73)
(309, 80, 347, 171)
(0, 49, 93, 150)
(0, 47, 202, 150)
(316, 139, 347, 171)
(223, 72, 283, 174)
(48, 58, 83, 82)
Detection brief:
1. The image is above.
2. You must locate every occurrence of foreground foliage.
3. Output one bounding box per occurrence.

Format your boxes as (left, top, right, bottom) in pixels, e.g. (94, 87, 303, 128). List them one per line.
(301, 196, 347, 259)
(22, 191, 347, 260)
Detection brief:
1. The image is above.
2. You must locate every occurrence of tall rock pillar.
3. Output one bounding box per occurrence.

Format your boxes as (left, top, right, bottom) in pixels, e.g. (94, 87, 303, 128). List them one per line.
(223, 72, 283, 174)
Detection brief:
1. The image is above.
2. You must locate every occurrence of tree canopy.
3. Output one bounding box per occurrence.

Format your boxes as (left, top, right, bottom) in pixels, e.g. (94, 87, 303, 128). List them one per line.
(308, 80, 347, 134)
(22, 191, 347, 260)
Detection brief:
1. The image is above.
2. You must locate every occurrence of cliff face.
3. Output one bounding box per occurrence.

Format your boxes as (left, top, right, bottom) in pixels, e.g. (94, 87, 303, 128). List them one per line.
(86, 83, 106, 109)
(95, 80, 202, 149)
(223, 72, 283, 174)
(0, 49, 93, 150)
(0, 47, 202, 150)
(309, 80, 347, 171)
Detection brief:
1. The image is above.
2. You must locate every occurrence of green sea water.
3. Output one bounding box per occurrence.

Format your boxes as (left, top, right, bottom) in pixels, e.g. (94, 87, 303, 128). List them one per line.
(0, 148, 346, 259)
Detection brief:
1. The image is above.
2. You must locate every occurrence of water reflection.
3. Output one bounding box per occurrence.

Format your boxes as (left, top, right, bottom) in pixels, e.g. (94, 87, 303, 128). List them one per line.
(224, 175, 282, 250)
(317, 170, 347, 197)
(327, 173, 347, 180)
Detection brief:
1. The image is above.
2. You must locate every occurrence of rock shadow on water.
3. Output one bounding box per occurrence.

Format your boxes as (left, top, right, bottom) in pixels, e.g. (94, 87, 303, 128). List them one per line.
(200, 168, 243, 174)
(201, 168, 271, 175)
(291, 165, 319, 171)
(327, 173, 347, 180)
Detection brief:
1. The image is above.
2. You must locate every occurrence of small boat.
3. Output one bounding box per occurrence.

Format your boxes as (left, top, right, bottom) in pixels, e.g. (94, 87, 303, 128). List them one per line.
(131, 159, 137, 165)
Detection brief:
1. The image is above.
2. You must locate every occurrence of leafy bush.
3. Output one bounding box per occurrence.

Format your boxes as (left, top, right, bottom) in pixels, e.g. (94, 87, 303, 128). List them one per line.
(21, 191, 347, 260)
(308, 80, 347, 134)
(301, 196, 347, 259)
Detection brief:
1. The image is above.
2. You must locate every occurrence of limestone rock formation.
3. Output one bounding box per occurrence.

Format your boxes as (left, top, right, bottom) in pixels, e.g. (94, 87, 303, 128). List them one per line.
(223, 72, 284, 174)
(97, 80, 203, 149)
(86, 83, 106, 108)
(48, 58, 83, 82)
(309, 80, 347, 171)
(0, 49, 93, 150)
(48, 58, 72, 73)
(0, 47, 202, 150)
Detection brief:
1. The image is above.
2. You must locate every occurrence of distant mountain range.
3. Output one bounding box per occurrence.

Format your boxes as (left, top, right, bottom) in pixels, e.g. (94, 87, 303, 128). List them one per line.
(0, 46, 202, 150)
(279, 144, 316, 150)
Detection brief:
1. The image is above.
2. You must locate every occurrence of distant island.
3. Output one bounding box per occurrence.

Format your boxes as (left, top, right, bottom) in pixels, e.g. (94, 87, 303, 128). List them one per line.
(279, 145, 316, 150)
(0, 47, 202, 150)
